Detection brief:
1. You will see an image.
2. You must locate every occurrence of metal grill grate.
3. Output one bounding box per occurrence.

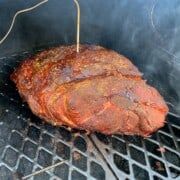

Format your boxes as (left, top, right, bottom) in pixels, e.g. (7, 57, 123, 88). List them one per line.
(0, 49, 179, 180)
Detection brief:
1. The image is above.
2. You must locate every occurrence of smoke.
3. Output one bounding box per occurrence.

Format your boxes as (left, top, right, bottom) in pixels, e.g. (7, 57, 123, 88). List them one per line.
(0, 0, 180, 115)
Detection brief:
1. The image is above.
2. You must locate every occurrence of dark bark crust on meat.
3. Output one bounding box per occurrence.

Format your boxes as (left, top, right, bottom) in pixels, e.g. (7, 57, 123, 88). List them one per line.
(11, 44, 169, 136)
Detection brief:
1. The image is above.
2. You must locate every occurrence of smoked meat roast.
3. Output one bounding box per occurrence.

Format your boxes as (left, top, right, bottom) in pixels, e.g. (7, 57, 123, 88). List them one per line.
(11, 45, 169, 136)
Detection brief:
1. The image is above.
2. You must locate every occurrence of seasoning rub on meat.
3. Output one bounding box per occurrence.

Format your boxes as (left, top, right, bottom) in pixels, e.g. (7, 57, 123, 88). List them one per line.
(11, 45, 169, 136)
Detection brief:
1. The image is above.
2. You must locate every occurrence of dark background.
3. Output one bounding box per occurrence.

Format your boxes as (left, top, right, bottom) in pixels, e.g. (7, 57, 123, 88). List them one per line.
(0, 0, 180, 115)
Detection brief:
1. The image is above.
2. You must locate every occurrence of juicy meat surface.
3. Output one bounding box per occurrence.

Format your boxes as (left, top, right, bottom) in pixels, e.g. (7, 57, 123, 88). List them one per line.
(11, 45, 169, 136)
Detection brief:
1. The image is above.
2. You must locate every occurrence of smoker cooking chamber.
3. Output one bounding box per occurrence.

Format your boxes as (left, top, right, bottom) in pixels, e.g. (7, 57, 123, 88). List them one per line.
(0, 0, 180, 180)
